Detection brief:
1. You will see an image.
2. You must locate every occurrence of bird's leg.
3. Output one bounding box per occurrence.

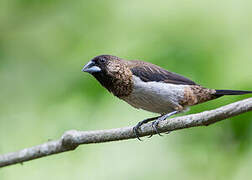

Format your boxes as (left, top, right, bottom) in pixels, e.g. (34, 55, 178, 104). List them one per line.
(133, 115, 161, 141)
(152, 111, 178, 136)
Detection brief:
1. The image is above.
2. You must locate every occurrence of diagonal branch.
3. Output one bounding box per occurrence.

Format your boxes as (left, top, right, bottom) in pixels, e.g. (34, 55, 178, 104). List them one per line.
(0, 98, 252, 168)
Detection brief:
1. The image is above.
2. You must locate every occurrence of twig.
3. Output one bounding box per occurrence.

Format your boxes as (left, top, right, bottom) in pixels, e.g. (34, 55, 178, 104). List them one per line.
(0, 98, 252, 168)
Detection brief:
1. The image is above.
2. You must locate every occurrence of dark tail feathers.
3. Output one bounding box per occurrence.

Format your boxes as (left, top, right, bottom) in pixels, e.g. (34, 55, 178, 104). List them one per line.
(215, 89, 252, 96)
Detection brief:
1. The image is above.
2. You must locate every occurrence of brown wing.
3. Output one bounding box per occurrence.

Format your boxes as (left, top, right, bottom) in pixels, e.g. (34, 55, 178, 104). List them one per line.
(128, 60, 197, 85)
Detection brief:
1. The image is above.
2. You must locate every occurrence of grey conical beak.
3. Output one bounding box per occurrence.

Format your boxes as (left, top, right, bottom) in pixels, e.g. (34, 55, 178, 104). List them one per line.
(82, 61, 101, 73)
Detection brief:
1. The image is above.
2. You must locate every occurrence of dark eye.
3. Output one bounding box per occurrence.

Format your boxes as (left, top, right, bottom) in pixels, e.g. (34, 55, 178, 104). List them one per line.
(99, 57, 106, 63)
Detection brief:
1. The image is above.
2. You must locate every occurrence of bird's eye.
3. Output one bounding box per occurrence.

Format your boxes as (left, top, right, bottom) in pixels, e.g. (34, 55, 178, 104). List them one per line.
(100, 58, 106, 63)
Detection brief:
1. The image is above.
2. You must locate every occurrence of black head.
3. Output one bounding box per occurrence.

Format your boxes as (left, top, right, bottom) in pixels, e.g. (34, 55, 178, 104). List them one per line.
(82, 55, 121, 91)
(82, 55, 133, 97)
(82, 55, 120, 75)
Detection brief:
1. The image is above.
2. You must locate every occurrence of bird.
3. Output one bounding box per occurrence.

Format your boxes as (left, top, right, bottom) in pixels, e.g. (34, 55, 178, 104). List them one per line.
(82, 55, 252, 140)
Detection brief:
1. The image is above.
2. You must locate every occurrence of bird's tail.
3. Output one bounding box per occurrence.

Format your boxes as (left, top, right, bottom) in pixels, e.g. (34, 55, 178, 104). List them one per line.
(215, 89, 252, 97)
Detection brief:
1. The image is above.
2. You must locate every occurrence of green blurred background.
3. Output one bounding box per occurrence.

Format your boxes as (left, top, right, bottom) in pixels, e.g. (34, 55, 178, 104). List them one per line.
(1, 0, 252, 179)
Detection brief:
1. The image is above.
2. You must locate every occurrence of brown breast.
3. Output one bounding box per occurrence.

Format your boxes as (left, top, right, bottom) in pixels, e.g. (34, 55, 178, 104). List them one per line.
(103, 61, 134, 98)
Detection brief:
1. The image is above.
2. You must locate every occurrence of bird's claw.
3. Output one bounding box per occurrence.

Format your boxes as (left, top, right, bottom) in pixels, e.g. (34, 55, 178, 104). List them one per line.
(147, 134, 153, 138)
(133, 116, 161, 141)
(133, 118, 168, 140)
(133, 123, 143, 141)
(150, 111, 178, 136)
(151, 120, 163, 136)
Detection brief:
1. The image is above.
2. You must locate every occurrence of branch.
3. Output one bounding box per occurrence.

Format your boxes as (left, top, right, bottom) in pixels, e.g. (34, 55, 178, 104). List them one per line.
(1, 98, 252, 168)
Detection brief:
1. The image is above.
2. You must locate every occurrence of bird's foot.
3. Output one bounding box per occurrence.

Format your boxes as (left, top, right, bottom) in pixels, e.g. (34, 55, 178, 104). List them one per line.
(133, 123, 144, 141)
(151, 118, 165, 136)
(151, 111, 178, 136)
(133, 111, 178, 140)
(133, 116, 160, 141)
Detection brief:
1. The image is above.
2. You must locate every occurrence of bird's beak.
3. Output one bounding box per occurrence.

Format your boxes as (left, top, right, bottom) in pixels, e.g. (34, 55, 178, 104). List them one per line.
(82, 61, 101, 73)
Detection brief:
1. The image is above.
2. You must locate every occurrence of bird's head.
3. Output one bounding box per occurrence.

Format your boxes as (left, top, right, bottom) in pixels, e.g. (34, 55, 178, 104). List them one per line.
(82, 55, 121, 75)
(82, 55, 133, 97)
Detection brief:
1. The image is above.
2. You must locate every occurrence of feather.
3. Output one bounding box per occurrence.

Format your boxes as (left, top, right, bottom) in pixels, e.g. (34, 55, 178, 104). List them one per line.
(127, 60, 197, 85)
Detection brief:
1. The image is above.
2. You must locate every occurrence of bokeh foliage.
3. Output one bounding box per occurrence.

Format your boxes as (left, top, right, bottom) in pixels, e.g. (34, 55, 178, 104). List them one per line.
(0, 0, 252, 179)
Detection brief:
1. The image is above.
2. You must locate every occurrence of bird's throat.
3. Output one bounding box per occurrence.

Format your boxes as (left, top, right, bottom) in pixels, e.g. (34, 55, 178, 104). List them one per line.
(93, 72, 133, 98)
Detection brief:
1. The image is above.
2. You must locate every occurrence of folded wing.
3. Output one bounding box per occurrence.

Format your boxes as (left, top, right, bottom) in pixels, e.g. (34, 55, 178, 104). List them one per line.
(128, 60, 197, 85)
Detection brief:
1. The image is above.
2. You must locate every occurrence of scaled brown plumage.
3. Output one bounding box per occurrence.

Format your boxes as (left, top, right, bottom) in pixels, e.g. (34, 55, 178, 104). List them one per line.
(88, 55, 134, 97)
(181, 86, 217, 106)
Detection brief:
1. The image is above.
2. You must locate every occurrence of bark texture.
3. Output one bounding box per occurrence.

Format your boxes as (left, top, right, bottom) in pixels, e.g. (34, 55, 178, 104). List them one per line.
(0, 98, 252, 168)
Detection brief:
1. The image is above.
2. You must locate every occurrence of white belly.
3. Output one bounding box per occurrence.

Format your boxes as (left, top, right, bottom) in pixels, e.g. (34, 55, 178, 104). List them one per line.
(122, 76, 187, 114)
